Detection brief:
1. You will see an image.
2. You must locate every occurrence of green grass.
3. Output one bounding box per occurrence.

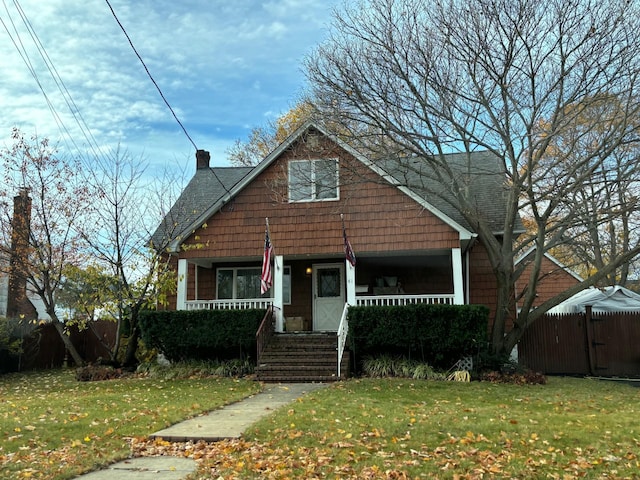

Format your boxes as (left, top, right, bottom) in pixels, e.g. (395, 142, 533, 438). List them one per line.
(0, 369, 261, 479)
(3, 372, 640, 479)
(199, 377, 640, 479)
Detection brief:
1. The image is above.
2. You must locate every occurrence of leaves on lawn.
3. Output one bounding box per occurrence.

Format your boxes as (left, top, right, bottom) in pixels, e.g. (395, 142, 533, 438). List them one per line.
(126, 430, 640, 480)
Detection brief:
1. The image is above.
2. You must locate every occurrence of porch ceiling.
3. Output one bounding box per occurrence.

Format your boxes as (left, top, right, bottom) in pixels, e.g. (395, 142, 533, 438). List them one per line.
(185, 249, 452, 269)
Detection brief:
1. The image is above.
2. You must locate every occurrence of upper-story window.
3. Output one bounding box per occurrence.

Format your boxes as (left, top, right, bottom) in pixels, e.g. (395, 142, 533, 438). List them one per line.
(288, 158, 339, 202)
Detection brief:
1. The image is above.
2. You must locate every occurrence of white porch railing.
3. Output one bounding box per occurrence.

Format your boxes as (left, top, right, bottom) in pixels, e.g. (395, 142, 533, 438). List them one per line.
(185, 299, 274, 310)
(356, 294, 456, 307)
(337, 303, 350, 379)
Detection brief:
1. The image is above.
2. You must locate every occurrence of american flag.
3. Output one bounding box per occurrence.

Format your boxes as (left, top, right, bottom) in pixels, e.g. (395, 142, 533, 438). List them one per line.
(342, 216, 356, 267)
(260, 220, 274, 294)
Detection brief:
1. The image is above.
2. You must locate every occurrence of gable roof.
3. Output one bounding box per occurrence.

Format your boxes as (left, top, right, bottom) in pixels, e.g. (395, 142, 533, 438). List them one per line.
(151, 166, 252, 250)
(378, 151, 518, 235)
(155, 121, 520, 252)
(515, 246, 584, 282)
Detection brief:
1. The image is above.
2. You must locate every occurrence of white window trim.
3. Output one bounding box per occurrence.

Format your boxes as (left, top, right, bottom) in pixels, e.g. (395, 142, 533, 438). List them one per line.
(288, 158, 339, 203)
(216, 266, 291, 304)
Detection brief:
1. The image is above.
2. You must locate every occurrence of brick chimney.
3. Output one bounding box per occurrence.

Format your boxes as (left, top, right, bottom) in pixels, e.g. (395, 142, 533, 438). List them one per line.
(7, 188, 37, 321)
(196, 149, 211, 169)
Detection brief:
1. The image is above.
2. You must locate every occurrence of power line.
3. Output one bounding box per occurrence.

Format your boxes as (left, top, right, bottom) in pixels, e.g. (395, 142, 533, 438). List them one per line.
(1, 1, 87, 158)
(104, 0, 231, 194)
(104, 0, 198, 152)
(9, 0, 105, 164)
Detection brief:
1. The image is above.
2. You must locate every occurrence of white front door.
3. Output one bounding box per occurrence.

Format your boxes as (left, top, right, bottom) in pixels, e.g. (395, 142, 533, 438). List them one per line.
(313, 263, 345, 331)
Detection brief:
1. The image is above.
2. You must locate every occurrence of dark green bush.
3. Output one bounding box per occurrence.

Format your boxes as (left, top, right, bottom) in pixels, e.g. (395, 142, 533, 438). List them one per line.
(347, 304, 488, 369)
(0, 317, 22, 374)
(139, 309, 266, 362)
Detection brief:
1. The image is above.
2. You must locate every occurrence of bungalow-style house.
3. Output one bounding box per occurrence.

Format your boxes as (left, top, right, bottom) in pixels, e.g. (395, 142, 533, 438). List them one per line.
(153, 122, 522, 381)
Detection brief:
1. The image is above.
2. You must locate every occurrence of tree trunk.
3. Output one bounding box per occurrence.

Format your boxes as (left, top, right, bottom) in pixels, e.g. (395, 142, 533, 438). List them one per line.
(122, 326, 139, 368)
(51, 320, 84, 367)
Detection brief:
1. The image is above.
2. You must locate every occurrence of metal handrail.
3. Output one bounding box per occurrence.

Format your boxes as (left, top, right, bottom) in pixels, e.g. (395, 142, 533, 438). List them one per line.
(337, 302, 350, 378)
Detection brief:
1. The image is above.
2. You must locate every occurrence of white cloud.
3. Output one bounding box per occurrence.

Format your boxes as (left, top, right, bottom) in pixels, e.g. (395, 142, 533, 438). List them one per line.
(0, 0, 342, 171)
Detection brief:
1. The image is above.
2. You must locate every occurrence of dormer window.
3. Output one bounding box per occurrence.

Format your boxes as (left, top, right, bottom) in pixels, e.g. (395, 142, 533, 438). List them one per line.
(288, 158, 339, 202)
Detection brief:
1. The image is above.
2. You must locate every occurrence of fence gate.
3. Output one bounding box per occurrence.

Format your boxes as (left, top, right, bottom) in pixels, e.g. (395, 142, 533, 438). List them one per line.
(519, 308, 640, 377)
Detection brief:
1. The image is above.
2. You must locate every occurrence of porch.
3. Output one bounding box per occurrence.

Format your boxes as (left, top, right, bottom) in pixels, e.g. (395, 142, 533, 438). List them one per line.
(176, 248, 466, 333)
(175, 251, 466, 382)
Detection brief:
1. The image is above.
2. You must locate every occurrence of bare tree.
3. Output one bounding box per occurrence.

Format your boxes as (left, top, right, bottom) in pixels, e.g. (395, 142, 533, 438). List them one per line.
(535, 96, 640, 285)
(305, 0, 640, 357)
(78, 149, 182, 367)
(0, 129, 90, 366)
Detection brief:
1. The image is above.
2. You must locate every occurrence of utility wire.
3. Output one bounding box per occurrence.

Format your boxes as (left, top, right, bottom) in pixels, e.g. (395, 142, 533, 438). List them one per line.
(104, 0, 231, 194)
(1, 1, 84, 157)
(104, 0, 198, 151)
(10, 0, 105, 164)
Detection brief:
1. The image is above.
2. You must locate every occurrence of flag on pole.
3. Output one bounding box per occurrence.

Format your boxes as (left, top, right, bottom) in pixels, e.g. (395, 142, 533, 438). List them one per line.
(342, 214, 356, 267)
(260, 218, 274, 294)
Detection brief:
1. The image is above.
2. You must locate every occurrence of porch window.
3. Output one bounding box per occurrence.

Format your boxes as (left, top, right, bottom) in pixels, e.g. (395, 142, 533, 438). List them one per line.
(288, 158, 339, 202)
(216, 266, 291, 304)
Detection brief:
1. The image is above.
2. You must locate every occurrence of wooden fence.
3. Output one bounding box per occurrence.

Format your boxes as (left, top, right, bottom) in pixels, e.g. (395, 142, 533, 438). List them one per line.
(16, 320, 118, 371)
(519, 308, 640, 377)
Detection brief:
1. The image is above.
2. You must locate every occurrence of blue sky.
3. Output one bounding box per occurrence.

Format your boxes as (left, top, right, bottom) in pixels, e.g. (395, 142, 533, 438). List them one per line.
(0, 0, 340, 174)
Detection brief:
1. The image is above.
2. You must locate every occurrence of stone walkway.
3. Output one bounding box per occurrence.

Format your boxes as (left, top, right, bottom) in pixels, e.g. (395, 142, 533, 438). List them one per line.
(75, 383, 328, 479)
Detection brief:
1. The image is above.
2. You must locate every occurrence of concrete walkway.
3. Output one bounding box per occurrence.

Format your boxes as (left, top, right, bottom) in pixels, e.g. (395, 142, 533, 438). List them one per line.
(76, 383, 328, 480)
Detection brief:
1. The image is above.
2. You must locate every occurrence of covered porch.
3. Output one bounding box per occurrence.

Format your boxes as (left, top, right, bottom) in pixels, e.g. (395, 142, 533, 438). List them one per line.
(175, 247, 466, 333)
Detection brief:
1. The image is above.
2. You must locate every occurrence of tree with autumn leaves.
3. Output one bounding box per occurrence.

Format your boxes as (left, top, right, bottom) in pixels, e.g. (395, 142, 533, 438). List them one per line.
(0, 130, 178, 367)
(302, 0, 640, 358)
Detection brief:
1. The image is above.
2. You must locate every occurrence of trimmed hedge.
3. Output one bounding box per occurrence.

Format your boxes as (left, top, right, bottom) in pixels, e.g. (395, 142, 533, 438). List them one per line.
(139, 309, 266, 362)
(347, 304, 489, 369)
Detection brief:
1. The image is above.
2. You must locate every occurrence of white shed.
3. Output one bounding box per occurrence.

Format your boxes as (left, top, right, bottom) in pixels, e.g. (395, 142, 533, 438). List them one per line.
(548, 286, 640, 314)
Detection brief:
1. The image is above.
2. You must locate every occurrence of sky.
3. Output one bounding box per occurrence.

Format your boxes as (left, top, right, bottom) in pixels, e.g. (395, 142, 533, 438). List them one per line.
(0, 0, 341, 175)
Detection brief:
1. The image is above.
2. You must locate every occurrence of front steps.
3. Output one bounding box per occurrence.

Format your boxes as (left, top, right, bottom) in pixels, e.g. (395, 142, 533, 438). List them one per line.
(256, 333, 349, 383)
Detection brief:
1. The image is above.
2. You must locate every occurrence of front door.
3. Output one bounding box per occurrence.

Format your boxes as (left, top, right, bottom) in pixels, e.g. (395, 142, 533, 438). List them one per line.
(313, 263, 345, 331)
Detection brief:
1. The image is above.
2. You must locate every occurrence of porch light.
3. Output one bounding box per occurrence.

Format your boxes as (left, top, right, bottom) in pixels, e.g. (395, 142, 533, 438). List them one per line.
(305, 267, 312, 275)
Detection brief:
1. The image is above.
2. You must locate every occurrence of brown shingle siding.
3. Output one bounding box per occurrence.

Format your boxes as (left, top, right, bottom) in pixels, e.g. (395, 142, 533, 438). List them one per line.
(179, 139, 460, 259)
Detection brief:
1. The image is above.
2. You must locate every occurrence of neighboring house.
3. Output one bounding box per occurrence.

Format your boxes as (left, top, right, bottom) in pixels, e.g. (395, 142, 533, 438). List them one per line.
(153, 122, 529, 379)
(514, 246, 583, 310)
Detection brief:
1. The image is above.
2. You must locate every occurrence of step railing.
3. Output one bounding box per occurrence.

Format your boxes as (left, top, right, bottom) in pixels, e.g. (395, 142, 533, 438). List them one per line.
(256, 305, 275, 364)
(337, 303, 350, 378)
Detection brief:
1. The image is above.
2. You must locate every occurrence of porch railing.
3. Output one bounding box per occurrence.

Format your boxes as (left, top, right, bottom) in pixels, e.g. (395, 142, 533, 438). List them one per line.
(185, 298, 274, 310)
(356, 294, 455, 307)
(337, 303, 350, 378)
(256, 305, 275, 364)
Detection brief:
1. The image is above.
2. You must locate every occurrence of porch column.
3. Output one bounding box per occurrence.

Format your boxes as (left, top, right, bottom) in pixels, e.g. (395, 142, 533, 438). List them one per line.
(346, 259, 356, 305)
(176, 259, 187, 310)
(273, 255, 284, 332)
(452, 248, 464, 304)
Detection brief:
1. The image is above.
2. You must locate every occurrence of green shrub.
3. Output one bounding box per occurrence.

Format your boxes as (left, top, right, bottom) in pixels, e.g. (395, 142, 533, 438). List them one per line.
(0, 317, 22, 374)
(362, 355, 445, 380)
(412, 363, 446, 380)
(139, 309, 265, 362)
(348, 304, 488, 370)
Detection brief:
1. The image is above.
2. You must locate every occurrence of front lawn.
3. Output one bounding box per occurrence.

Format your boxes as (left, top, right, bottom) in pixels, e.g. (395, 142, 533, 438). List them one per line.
(3, 371, 639, 479)
(0, 369, 261, 479)
(180, 377, 640, 479)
